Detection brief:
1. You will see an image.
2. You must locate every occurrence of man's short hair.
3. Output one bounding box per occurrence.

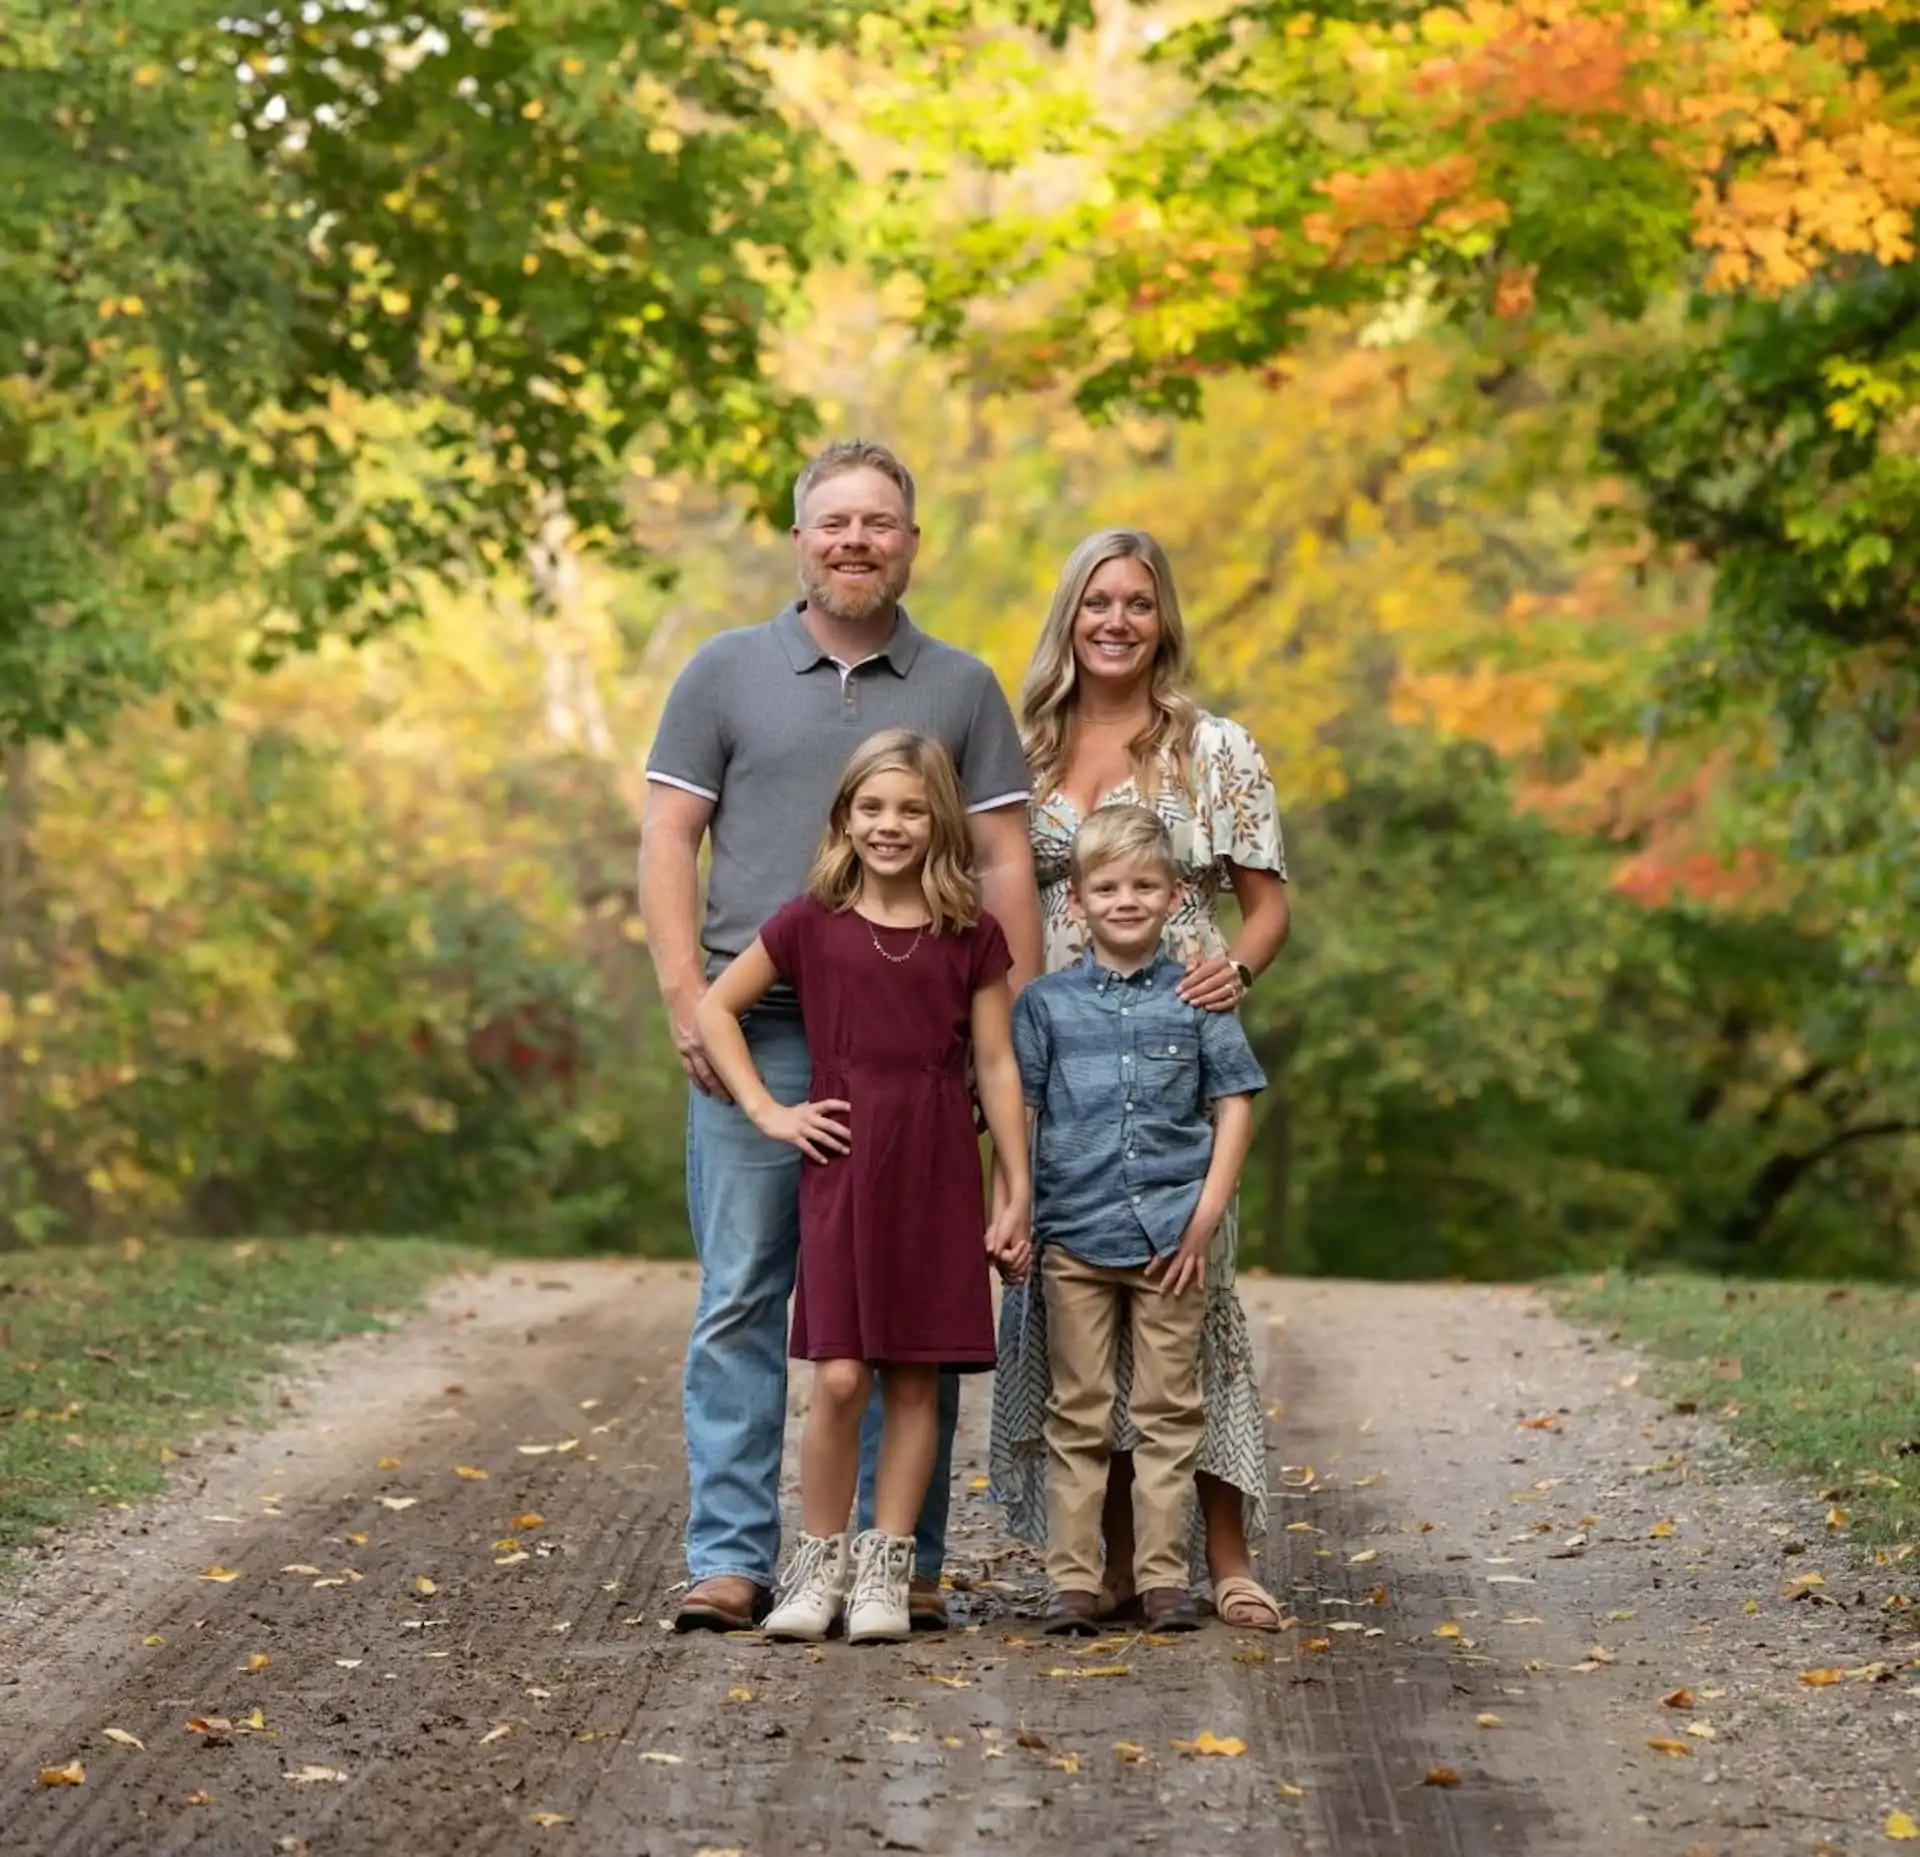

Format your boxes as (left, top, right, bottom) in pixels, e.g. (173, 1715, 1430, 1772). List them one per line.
(1069, 803, 1177, 885)
(792, 438, 917, 527)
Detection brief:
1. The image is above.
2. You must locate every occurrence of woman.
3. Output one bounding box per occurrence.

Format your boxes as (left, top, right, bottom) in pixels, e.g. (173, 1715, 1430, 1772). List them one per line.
(990, 527, 1292, 1630)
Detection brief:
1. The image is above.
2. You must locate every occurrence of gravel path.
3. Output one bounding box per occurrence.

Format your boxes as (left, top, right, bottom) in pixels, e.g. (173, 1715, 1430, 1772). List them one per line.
(1, 1264, 1913, 1855)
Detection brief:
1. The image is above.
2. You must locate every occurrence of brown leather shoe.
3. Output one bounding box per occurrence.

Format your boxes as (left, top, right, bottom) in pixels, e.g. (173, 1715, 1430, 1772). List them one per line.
(1042, 1590, 1103, 1636)
(908, 1574, 949, 1632)
(673, 1575, 766, 1633)
(1141, 1586, 1202, 1632)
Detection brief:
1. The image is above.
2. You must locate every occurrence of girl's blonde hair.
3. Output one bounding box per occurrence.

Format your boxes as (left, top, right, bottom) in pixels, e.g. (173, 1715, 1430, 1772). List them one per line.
(1020, 528, 1199, 805)
(805, 729, 981, 934)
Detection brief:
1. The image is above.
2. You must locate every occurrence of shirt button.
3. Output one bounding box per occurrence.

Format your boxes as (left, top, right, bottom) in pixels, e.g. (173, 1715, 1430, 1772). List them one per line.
(1130, 1193, 1141, 1204)
(1120, 1007, 1130, 1017)
(1166, 1044, 1177, 1054)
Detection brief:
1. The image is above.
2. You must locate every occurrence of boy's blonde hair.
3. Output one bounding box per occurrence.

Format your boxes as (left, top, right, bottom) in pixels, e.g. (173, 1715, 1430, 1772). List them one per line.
(1069, 803, 1177, 887)
(806, 729, 980, 934)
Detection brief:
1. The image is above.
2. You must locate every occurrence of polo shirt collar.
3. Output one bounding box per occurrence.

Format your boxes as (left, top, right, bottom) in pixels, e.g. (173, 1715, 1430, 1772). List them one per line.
(773, 600, 924, 677)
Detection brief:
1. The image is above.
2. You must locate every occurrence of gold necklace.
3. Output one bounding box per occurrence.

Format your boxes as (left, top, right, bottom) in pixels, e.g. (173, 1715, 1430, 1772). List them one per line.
(866, 917, 926, 964)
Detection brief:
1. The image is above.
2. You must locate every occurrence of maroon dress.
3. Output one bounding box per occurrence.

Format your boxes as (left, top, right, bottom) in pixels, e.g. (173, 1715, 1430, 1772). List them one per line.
(758, 897, 1012, 1370)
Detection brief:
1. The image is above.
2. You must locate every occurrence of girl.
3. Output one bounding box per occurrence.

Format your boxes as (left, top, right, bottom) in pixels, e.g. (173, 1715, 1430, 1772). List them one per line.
(696, 729, 1031, 1645)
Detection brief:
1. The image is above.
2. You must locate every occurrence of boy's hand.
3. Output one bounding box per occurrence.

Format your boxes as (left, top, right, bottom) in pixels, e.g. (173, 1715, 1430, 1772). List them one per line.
(751, 1098, 851, 1165)
(1146, 1208, 1217, 1296)
(985, 1202, 1031, 1283)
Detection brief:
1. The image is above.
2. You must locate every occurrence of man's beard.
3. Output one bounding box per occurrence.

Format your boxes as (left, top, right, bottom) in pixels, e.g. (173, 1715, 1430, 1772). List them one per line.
(800, 556, 911, 625)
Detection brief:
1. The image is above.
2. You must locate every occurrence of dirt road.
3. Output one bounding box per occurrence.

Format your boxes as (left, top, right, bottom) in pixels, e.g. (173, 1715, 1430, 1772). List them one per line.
(2, 1264, 1914, 1856)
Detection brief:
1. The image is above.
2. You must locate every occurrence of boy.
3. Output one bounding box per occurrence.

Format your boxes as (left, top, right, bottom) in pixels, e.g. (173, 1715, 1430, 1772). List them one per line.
(1011, 804, 1265, 1635)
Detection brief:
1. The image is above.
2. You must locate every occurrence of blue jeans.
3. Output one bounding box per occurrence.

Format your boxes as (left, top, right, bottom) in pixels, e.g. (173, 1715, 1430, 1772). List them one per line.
(682, 1008, 960, 1586)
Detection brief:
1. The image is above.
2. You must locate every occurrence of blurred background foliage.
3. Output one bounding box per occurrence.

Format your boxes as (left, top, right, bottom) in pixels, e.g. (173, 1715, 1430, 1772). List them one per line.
(0, 0, 1912, 1276)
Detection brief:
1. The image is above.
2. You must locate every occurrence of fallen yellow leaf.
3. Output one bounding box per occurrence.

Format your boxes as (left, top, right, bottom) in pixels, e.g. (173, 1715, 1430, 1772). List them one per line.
(1051, 1751, 1081, 1773)
(1645, 1739, 1691, 1757)
(925, 1674, 970, 1689)
(101, 1728, 144, 1750)
(199, 1565, 241, 1583)
(1519, 1414, 1560, 1431)
(454, 1466, 489, 1480)
(1662, 1688, 1693, 1709)
(283, 1764, 347, 1783)
(1434, 1623, 1462, 1639)
(480, 1724, 514, 1745)
(141, 1634, 165, 1648)
(968, 1476, 990, 1490)
(1422, 1766, 1462, 1788)
(1475, 1713, 1501, 1728)
(1686, 1722, 1716, 1740)
(1047, 1664, 1130, 1679)
(638, 1751, 683, 1765)
(1349, 1548, 1378, 1564)
(185, 1790, 213, 1805)
(379, 1496, 418, 1511)
(345, 1531, 369, 1547)
(1887, 1812, 1918, 1841)
(1303, 1637, 1331, 1653)
(38, 1760, 86, 1787)
(1113, 1741, 1149, 1763)
(246, 1654, 271, 1673)
(513, 1512, 545, 1530)
(727, 1687, 753, 1703)
(1800, 1668, 1846, 1687)
(1276, 1780, 1306, 1800)
(377, 1455, 402, 1470)
(1285, 1521, 1322, 1535)
(1648, 1520, 1676, 1539)
(527, 1811, 573, 1828)
(1171, 1731, 1246, 1758)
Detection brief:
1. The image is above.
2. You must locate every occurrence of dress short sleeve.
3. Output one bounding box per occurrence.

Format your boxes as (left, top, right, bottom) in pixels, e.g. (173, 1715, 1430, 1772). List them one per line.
(1199, 715, 1287, 880)
(967, 912, 1013, 991)
(757, 895, 818, 988)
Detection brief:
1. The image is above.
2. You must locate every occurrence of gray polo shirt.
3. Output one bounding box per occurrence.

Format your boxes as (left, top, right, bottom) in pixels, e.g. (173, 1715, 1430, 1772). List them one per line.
(645, 600, 1031, 977)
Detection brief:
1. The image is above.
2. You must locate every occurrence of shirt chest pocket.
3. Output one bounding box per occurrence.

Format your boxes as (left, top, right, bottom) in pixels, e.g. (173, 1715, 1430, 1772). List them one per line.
(1136, 1034, 1201, 1113)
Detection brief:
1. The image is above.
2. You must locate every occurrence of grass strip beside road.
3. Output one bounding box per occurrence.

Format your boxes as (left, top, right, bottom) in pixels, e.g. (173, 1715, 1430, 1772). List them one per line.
(1564, 1273, 1919, 1549)
(0, 1235, 472, 1562)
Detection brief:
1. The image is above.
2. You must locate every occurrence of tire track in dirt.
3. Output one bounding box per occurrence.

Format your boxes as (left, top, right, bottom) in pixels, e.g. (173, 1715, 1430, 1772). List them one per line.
(5, 1263, 1914, 1854)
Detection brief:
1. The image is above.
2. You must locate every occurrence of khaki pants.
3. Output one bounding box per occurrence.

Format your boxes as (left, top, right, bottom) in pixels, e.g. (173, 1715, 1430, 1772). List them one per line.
(1041, 1245, 1206, 1594)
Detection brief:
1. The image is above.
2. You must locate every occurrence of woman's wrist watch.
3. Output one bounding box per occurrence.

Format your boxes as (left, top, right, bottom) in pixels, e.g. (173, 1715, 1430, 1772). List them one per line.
(1232, 960, 1254, 994)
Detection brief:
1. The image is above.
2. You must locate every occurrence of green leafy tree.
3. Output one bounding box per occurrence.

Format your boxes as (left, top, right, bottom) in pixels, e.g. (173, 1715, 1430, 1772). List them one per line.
(0, 0, 842, 741)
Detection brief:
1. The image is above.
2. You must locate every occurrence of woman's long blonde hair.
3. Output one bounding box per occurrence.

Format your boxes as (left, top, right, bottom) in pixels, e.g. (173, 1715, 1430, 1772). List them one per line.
(1020, 528, 1198, 804)
(805, 729, 981, 934)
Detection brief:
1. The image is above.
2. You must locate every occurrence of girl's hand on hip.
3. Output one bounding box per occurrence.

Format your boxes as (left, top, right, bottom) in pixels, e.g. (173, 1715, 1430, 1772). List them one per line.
(1178, 955, 1243, 1014)
(752, 1098, 851, 1164)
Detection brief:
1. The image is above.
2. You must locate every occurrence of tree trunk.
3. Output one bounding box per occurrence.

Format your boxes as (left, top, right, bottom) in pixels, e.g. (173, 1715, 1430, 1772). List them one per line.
(1720, 1119, 1919, 1253)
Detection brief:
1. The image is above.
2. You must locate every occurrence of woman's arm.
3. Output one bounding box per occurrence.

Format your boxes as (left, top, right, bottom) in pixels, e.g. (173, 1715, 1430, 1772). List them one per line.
(1179, 864, 1291, 1013)
(693, 942, 850, 1162)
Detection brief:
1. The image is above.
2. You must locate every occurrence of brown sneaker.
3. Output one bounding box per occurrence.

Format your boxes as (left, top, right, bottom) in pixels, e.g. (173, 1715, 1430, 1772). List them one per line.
(908, 1573, 949, 1632)
(673, 1575, 766, 1633)
(1141, 1586, 1202, 1633)
(1041, 1590, 1102, 1636)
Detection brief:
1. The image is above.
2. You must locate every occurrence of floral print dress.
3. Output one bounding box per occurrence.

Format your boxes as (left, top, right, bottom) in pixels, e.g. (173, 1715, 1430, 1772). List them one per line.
(989, 711, 1288, 1576)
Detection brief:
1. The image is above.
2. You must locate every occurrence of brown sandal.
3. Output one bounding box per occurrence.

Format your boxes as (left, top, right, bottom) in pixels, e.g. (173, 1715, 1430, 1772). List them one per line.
(1141, 1586, 1202, 1632)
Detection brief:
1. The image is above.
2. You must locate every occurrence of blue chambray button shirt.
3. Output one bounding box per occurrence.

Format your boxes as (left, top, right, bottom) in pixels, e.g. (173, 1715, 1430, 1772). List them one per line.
(1012, 951, 1267, 1269)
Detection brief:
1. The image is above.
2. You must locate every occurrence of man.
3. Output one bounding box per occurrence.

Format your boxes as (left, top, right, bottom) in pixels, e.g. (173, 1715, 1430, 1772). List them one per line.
(640, 439, 1042, 1633)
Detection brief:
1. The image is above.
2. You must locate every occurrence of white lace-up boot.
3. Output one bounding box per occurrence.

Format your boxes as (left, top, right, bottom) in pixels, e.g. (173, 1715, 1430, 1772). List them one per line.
(844, 1529, 914, 1645)
(763, 1531, 849, 1642)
